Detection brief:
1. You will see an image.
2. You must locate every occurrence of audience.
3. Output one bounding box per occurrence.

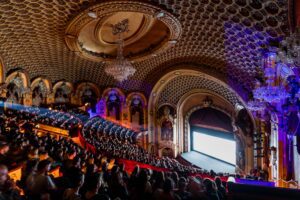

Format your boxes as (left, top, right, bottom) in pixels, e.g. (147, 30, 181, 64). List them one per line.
(0, 106, 269, 200)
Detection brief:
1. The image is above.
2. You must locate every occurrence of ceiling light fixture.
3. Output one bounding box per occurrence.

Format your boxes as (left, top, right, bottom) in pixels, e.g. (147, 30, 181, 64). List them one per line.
(105, 19, 136, 82)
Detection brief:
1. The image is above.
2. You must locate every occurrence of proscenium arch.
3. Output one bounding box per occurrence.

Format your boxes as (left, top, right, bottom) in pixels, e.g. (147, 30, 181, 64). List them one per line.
(148, 69, 255, 144)
(185, 105, 250, 171)
(177, 89, 237, 153)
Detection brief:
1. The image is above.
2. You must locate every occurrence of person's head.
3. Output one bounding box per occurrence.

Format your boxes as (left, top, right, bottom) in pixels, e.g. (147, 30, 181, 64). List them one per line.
(37, 159, 52, 173)
(0, 141, 9, 155)
(171, 172, 179, 186)
(111, 165, 119, 175)
(163, 178, 175, 193)
(119, 163, 125, 172)
(156, 171, 165, 182)
(132, 165, 140, 177)
(86, 174, 102, 192)
(70, 169, 85, 189)
(73, 156, 81, 168)
(137, 169, 148, 185)
(39, 151, 49, 161)
(67, 150, 76, 160)
(203, 178, 217, 194)
(178, 177, 187, 191)
(0, 165, 8, 186)
(26, 159, 39, 173)
(214, 177, 223, 188)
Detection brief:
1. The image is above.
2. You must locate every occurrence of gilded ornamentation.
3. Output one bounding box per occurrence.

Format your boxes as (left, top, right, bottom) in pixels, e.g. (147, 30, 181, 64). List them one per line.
(65, 1, 182, 62)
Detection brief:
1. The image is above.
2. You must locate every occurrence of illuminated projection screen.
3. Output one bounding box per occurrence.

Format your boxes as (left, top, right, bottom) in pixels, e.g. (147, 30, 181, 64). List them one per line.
(192, 128, 236, 165)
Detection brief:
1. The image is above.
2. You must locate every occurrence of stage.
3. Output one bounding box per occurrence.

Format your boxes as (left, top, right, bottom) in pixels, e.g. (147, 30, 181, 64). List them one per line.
(181, 151, 236, 174)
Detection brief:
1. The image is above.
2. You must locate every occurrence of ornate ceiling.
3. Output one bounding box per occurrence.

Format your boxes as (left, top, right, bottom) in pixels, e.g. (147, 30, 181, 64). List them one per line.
(0, 0, 290, 98)
(157, 75, 241, 107)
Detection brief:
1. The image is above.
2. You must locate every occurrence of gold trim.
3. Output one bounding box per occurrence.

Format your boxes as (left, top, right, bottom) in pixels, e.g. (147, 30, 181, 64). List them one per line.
(65, 1, 182, 62)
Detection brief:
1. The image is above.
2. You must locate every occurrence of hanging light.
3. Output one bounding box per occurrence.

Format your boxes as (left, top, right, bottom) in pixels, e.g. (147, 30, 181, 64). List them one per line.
(252, 50, 290, 103)
(105, 20, 136, 82)
(277, 27, 300, 67)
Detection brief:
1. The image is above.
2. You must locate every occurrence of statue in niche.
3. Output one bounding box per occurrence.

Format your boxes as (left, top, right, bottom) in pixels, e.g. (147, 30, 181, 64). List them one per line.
(55, 88, 69, 103)
(161, 120, 173, 141)
(32, 86, 43, 106)
(109, 106, 117, 120)
(6, 83, 20, 104)
(162, 148, 173, 157)
(236, 109, 253, 136)
(236, 136, 245, 171)
(98, 99, 106, 115)
(130, 98, 143, 130)
(159, 106, 175, 141)
(81, 88, 97, 112)
(107, 93, 121, 120)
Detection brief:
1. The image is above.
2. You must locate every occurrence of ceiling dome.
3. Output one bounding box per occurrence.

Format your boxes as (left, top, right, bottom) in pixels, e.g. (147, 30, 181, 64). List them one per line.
(65, 1, 182, 62)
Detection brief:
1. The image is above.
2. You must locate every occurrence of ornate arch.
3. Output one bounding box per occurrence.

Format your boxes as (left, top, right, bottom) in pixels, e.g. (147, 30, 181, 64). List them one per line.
(126, 92, 148, 130)
(100, 87, 125, 122)
(0, 56, 5, 84)
(126, 92, 147, 107)
(75, 82, 101, 108)
(148, 68, 255, 169)
(102, 87, 125, 101)
(5, 70, 30, 104)
(31, 77, 52, 106)
(31, 77, 52, 94)
(6, 70, 30, 89)
(52, 81, 73, 104)
(75, 82, 100, 99)
(53, 81, 73, 93)
(148, 69, 251, 144)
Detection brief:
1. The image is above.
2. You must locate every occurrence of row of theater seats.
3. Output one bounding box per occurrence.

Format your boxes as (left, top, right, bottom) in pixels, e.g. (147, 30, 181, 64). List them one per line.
(5, 105, 86, 130)
(83, 117, 139, 143)
(7, 104, 139, 143)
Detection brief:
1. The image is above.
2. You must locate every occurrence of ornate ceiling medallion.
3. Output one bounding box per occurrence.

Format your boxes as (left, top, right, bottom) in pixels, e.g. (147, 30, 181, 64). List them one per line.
(65, 1, 182, 63)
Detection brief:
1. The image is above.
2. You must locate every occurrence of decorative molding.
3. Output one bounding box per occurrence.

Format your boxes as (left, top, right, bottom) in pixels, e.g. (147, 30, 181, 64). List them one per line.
(65, 1, 182, 62)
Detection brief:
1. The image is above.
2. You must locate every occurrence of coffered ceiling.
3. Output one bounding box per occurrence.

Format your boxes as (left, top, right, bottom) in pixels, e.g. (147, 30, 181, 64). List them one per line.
(0, 0, 290, 98)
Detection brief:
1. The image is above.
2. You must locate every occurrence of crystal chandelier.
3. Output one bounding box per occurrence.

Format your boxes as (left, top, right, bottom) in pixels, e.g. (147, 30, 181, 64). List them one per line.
(277, 27, 300, 67)
(105, 19, 136, 82)
(252, 50, 290, 103)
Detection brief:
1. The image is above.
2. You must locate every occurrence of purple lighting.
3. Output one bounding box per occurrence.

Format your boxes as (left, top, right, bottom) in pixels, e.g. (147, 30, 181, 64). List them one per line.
(235, 178, 275, 187)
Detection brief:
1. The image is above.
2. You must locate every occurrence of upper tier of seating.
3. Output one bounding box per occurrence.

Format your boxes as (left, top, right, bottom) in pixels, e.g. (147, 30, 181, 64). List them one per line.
(83, 117, 139, 143)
